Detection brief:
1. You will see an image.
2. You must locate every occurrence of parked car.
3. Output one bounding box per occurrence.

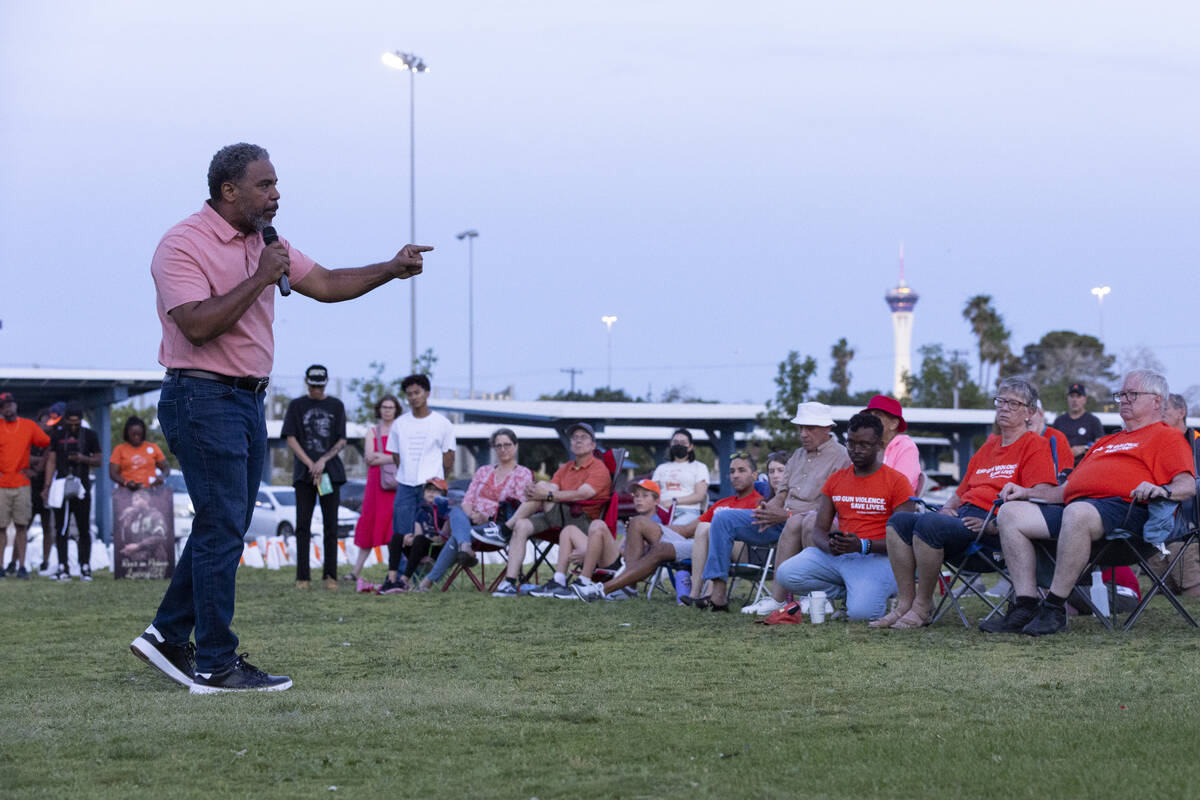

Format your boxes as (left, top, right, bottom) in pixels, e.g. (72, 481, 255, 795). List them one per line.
(920, 471, 960, 506)
(164, 469, 193, 538)
(338, 479, 366, 513)
(248, 484, 360, 542)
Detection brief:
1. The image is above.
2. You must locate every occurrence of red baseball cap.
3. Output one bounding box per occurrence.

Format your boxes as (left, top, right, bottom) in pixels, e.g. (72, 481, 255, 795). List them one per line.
(0, 392, 14, 406)
(863, 395, 907, 432)
(425, 477, 448, 492)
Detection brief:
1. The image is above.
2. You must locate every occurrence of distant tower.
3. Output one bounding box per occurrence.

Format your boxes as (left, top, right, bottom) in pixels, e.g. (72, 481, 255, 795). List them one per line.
(885, 243, 919, 399)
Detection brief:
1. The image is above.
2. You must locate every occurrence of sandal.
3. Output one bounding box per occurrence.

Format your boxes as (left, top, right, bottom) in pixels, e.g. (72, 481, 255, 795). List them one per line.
(455, 550, 479, 568)
(692, 595, 714, 610)
(869, 609, 905, 628)
(890, 610, 932, 629)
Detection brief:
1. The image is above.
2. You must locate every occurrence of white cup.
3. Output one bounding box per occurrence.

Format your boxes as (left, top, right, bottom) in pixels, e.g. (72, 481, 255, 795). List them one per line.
(810, 591, 827, 623)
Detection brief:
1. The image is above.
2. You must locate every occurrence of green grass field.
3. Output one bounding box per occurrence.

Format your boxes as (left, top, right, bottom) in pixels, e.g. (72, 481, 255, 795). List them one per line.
(2, 566, 1199, 799)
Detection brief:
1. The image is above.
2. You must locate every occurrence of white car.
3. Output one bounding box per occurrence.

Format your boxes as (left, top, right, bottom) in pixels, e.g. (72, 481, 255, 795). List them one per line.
(249, 484, 360, 542)
(164, 470, 194, 538)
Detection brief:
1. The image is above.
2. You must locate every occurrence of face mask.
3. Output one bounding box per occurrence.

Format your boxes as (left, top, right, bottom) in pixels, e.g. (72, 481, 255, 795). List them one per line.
(669, 444, 690, 460)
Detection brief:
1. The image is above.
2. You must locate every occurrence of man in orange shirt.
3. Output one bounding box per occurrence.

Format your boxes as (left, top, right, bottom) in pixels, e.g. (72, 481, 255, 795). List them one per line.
(0, 392, 52, 579)
(989, 370, 1197, 635)
(486, 422, 611, 597)
(774, 413, 915, 620)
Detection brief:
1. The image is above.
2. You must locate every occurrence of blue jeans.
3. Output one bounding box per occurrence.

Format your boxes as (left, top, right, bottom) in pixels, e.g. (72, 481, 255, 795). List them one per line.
(776, 548, 897, 620)
(426, 506, 474, 584)
(388, 483, 423, 571)
(702, 509, 784, 582)
(151, 375, 265, 673)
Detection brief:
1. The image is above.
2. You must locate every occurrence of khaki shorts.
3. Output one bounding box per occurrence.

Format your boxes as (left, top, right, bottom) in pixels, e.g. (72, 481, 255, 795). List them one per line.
(529, 503, 592, 535)
(0, 485, 33, 528)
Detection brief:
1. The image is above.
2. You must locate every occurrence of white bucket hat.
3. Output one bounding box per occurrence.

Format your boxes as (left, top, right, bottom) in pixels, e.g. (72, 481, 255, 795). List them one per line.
(791, 401, 835, 427)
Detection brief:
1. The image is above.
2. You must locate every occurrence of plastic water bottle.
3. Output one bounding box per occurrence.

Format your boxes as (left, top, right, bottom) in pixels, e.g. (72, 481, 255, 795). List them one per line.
(674, 571, 691, 602)
(1089, 570, 1110, 617)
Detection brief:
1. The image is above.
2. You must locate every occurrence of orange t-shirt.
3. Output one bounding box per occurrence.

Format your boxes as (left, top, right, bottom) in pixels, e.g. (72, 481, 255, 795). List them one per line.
(957, 432, 1058, 510)
(0, 418, 51, 488)
(821, 465, 912, 541)
(551, 455, 612, 519)
(1064, 421, 1195, 503)
(698, 490, 765, 523)
(110, 442, 167, 485)
(1042, 427, 1075, 471)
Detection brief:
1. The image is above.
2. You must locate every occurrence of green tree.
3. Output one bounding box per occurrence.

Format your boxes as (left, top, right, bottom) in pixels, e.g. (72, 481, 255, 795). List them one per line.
(538, 387, 639, 402)
(824, 337, 855, 405)
(658, 383, 716, 403)
(758, 350, 818, 450)
(412, 347, 438, 379)
(109, 403, 178, 469)
(347, 361, 406, 424)
(1015, 330, 1118, 412)
(903, 344, 987, 409)
(962, 294, 1011, 390)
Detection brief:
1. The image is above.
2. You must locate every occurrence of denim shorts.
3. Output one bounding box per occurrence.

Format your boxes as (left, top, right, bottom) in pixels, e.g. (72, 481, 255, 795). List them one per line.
(1036, 498, 1149, 539)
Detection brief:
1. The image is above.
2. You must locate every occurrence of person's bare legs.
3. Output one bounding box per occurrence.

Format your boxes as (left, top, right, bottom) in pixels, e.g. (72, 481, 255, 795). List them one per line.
(870, 526, 913, 627)
(1048, 502, 1104, 599)
(996, 501, 1052, 598)
(689, 522, 710, 599)
(504, 484, 555, 530)
(504, 518, 536, 582)
(351, 546, 371, 580)
(555, 526, 588, 576)
(12, 524, 28, 569)
(580, 520, 619, 580)
(604, 541, 675, 594)
(906, 538, 946, 622)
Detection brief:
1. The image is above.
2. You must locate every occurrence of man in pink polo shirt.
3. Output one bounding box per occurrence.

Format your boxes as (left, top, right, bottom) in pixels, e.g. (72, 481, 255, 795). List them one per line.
(130, 143, 432, 694)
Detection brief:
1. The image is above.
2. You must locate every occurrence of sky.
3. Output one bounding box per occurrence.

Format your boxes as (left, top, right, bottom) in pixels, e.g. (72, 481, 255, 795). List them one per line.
(2, 1, 1198, 408)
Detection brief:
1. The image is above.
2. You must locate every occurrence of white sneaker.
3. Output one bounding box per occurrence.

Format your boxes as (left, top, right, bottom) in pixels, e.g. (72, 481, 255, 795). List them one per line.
(741, 596, 785, 615)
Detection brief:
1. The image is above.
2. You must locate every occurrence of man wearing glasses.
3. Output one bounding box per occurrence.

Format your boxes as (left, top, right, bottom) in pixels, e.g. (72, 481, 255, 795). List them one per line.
(486, 422, 612, 598)
(1051, 383, 1105, 460)
(985, 370, 1196, 635)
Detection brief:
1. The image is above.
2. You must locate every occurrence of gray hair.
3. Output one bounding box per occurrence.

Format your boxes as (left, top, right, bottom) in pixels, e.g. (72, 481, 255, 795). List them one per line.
(1168, 393, 1187, 413)
(996, 376, 1038, 409)
(207, 143, 269, 201)
(1126, 369, 1168, 400)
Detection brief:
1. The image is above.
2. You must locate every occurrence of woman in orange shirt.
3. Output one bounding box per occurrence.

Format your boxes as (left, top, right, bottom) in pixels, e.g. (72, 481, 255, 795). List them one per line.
(109, 416, 169, 490)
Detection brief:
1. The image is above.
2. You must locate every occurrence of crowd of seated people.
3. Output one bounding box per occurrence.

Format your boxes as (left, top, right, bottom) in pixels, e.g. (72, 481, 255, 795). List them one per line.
(356, 373, 1197, 635)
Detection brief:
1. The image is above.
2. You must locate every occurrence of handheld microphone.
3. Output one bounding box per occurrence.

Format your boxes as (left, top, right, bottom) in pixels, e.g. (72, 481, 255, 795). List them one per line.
(261, 226, 290, 296)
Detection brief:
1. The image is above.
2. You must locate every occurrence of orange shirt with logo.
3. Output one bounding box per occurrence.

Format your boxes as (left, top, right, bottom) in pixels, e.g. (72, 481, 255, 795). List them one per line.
(1064, 421, 1195, 503)
(1042, 427, 1075, 471)
(821, 465, 912, 541)
(110, 442, 167, 485)
(0, 418, 51, 488)
(957, 432, 1057, 510)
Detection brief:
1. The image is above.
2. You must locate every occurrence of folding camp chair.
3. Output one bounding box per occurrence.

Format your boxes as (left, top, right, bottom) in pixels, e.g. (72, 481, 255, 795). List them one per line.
(930, 499, 1011, 627)
(1033, 500, 1199, 631)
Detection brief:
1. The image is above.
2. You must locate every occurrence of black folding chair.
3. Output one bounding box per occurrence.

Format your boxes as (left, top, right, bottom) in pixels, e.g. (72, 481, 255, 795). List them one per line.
(931, 499, 1011, 627)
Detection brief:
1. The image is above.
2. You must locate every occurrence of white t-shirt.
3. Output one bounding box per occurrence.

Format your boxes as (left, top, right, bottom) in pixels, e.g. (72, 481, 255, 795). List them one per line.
(386, 411, 457, 487)
(651, 460, 711, 513)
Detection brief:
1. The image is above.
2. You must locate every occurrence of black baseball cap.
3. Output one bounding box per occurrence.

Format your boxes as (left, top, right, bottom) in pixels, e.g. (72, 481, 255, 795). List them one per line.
(305, 365, 329, 386)
(1067, 383, 1086, 396)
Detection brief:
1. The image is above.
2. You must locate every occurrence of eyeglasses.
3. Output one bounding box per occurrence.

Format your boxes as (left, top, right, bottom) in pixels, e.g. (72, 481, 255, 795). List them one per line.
(992, 397, 1028, 409)
(492, 442, 516, 450)
(1112, 391, 1152, 404)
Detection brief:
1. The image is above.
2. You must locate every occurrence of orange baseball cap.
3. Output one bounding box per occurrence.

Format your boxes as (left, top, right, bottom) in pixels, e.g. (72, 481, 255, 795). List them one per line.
(425, 477, 448, 491)
(632, 479, 660, 495)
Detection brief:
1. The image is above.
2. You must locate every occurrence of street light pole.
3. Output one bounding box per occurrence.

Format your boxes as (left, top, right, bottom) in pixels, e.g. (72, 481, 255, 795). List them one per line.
(1091, 285, 1111, 344)
(382, 50, 430, 368)
(456, 229, 479, 397)
(600, 315, 618, 388)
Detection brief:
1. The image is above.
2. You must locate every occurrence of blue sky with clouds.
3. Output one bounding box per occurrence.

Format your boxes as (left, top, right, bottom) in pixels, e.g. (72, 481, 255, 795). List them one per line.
(2, 1, 1197, 407)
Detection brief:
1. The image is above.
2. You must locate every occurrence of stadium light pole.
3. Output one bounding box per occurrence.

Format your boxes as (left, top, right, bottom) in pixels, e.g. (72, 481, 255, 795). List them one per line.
(382, 49, 430, 368)
(601, 315, 618, 388)
(456, 229, 479, 397)
(1091, 285, 1111, 344)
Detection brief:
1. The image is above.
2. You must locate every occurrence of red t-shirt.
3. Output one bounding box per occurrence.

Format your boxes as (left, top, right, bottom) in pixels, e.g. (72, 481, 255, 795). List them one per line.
(0, 418, 51, 488)
(551, 455, 612, 519)
(1042, 427, 1075, 471)
(1064, 421, 1195, 503)
(957, 432, 1057, 510)
(698, 490, 765, 523)
(821, 465, 912, 541)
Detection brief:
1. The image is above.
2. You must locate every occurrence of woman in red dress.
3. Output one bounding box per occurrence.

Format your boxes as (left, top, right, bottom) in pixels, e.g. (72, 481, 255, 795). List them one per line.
(349, 395, 399, 591)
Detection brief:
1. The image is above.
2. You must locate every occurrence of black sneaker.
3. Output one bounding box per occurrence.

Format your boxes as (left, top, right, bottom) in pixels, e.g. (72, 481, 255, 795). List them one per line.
(16, 567, 29, 579)
(1022, 601, 1068, 636)
(130, 626, 197, 688)
(978, 600, 1039, 633)
(528, 580, 566, 598)
(190, 654, 292, 695)
(470, 521, 510, 548)
(491, 580, 518, 598)
(5, 560, 15, 575)
(376, 578, 407, 595)
(80, 565, 92, 582)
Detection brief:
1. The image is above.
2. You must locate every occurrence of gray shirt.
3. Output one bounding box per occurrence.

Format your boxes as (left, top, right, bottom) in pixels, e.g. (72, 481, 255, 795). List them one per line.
(782, 435, 851, 515)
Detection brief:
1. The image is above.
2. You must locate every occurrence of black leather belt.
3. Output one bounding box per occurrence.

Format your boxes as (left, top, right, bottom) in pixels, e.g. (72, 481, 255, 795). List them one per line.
(166, 368, 270, 394)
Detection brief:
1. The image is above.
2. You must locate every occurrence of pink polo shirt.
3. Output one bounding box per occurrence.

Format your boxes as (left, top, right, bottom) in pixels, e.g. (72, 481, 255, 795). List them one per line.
(151, 203, 316, 377)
